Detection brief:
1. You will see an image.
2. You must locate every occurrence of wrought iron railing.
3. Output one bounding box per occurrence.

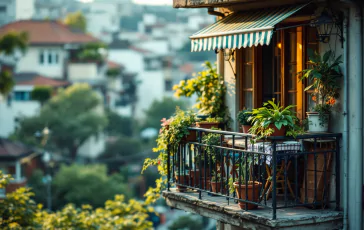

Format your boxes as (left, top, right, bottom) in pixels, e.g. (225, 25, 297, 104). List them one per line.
(167, 127, 341, 220)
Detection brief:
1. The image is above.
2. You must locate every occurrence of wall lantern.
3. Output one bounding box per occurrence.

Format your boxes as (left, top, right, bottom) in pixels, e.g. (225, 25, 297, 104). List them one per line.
(223, 49, 235, 62)
(310, 11, 334, 43)
(310, 8, 344, 45)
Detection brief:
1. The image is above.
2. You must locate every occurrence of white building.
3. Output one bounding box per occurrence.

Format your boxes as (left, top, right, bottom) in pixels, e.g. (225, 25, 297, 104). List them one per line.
(0, 0, 35, 26)
(108, 40, 165, 120)
(0, 20, 108, 159)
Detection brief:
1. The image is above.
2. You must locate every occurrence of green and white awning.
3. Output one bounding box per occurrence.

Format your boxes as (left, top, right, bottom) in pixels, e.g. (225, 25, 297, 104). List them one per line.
(190, 4, 307, 52)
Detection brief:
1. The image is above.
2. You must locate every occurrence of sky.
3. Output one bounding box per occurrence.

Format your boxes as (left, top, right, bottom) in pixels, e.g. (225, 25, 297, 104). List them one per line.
(133, 0, 172, 5)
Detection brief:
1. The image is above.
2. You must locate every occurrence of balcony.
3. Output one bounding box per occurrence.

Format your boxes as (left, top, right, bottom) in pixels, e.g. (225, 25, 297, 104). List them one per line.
(163, 128, 343, 229)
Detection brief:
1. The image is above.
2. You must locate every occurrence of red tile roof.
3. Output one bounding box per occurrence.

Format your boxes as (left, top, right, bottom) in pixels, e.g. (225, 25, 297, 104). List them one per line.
(179, 63, 194, 74)
(107, 60, 124, 69)
(15, 73, 70, 87)
(0, 20, 98, 45)
(129, 46, 153, 54)
(0, 138, 33, 159)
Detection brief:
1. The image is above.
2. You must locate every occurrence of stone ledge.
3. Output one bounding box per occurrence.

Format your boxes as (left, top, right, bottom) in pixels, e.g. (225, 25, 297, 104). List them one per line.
(163, 190, 343, 229)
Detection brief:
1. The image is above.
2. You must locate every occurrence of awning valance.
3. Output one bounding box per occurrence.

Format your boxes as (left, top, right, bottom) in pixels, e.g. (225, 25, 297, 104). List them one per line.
(190, 4, 308, 52)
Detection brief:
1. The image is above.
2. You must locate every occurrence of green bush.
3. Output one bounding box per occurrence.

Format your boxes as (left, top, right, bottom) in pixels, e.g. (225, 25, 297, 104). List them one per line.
(31, 86, 52, 104)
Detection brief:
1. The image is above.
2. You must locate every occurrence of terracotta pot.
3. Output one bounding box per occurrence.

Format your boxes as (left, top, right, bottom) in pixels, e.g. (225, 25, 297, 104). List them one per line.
(241, 125, 252, 133)
(183, 130, 197, 142)
(268, 124, 286, 137)
(189, 169, 199, 187)
(233, 181, 262, 210)
(175, 175, 189, 192)
(210, 181, 226, 194)
(196, 122, 220, 129)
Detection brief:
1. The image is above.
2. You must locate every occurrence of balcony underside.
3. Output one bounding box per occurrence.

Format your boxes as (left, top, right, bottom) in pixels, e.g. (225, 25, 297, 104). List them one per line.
(163, 189, 343, 230)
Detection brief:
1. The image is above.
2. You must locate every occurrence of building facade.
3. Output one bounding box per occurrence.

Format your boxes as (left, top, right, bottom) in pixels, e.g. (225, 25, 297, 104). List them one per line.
(164, 0, 364, 229)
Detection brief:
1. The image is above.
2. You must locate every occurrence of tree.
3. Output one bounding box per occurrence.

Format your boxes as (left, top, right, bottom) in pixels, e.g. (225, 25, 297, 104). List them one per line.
(63, 11, 87, 33)
(14, 84, 108, 160)
(143, 97, 187, 130)
(0, 171, 153, 229)
(51, 164, 133, 209)
(0, 31, 28, 95)
(106, 109, 134, 136)
(31, 86, 52, 105)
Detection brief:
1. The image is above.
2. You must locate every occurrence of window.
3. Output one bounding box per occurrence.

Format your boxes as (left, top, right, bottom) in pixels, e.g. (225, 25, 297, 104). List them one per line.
(165, 79, 173, 91)
(14, 91, 31, 101)
(305, 27, 319, 111)
(238, 25, 314, 119)
(240, 47, 255, 110)
(39, 50, 60, 65)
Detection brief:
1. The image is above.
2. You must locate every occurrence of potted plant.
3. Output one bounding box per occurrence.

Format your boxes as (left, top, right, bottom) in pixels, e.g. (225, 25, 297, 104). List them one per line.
(248, 99, 302, 138)
(237, 110, 253, 133)
(196, 117, 224, 129)
(229, 161, 262, 210)
(175, 170, 189, 192)
(210, 172, 226, 194)
(298, 50, 342, 132)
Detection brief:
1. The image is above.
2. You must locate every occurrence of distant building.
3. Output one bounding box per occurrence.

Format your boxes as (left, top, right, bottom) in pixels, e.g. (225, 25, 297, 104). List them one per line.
(0, 0, 35, 26)
(0, 138, 37, 197)
(0, 20, 110, 159)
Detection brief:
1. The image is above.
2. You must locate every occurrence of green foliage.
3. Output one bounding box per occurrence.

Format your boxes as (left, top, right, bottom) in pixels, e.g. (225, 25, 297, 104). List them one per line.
(298, 50, 342, 107)
(0, 31, 28, 55)
(248, 99, 302, 138)
(13, 84, 108, 160)
(237, 109, 253, 126)
(106, 109, 134, 136)
(0, 31, 28, 95)
(0, 170, 153, 229)
(0, 70, 14, 95)
(143, 97, 187, 130)
(76, 42, 107, 62)
(168, 215, 204, 230)
(201, 132, 223, 163)
(142, 108, 197, 204)
(298, 50, 342, 126)
(203, 117, 224, 123)
(63, 11, 87, 32)
(173, 61, 227, 119)
(31, 86, 52, 104)
(106, 68, 121, 78)
(101, 136, 142, 160)
(52, 164, 132, 209)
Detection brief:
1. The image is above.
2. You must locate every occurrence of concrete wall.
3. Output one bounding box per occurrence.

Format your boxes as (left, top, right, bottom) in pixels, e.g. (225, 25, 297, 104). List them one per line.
(0, 98, 40, 137)
(16, 46, 65, 79)
(15, 0, 34, 20)
(68, 63, 99, 81)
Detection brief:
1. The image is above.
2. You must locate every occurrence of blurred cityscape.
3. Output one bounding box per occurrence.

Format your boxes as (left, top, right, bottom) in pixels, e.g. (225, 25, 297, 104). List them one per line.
(0, 0, 215, 229)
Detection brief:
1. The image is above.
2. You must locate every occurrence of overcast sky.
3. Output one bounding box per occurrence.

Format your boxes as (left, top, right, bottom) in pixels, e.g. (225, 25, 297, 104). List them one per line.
(133, 0, 172, 5)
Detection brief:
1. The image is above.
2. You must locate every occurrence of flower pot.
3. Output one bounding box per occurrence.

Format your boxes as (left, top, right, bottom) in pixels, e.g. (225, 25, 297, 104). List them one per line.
(268, 124, 286, 136)
(175, 174, 189, 192)
(183, 130, 197, 142)
(196, 122, 220, 129)
(307, 112, 329, 132)
(241, 125, 252, 133)
(233, 181, 262, 210)
(210, 181, 226, 194)
(189, 169, 199, 187)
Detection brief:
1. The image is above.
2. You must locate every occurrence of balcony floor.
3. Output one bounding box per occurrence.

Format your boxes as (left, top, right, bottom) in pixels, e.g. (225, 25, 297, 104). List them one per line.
(163, 189, 343, 230)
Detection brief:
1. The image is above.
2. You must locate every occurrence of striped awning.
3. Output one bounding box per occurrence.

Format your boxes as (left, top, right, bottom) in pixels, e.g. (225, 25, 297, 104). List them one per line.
(190, 4, 308, 52)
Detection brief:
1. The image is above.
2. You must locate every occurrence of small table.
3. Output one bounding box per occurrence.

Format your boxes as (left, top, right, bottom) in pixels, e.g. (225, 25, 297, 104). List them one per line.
(247, 141, 302, 200)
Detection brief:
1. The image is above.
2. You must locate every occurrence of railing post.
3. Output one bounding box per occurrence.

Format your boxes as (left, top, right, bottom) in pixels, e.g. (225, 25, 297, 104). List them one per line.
(272, 140, 277, 220)
(335, 137, 341, 211)
(167, 144, 170, 191)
